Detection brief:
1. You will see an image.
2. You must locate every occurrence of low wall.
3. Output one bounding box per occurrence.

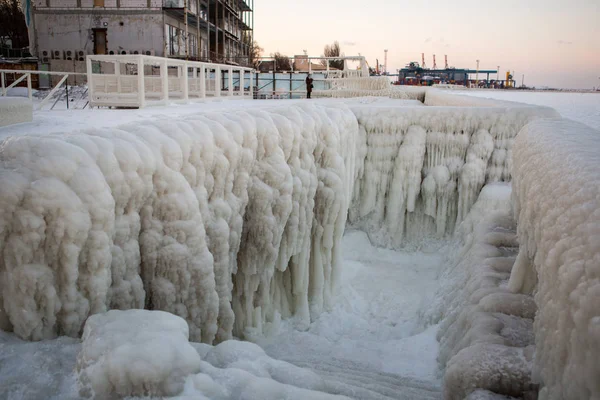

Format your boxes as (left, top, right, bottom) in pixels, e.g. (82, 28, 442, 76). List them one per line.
(0, 103, 358, 343)
(509, 119, 600, 399)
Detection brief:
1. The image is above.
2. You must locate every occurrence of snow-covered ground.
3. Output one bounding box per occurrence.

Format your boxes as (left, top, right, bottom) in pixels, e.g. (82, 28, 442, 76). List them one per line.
(454, 90, 600, 130)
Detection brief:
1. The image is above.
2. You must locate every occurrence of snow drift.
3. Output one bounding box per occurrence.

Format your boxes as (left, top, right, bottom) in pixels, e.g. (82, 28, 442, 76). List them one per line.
(432, 184, 539, 399)
(509, 119, 600, 399)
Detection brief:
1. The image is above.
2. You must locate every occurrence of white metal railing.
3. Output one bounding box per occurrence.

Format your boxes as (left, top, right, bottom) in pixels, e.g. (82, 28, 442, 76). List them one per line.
(87, 55, 254, 108)
(0, 69, 86, 110)
(272, 55, 369, 77)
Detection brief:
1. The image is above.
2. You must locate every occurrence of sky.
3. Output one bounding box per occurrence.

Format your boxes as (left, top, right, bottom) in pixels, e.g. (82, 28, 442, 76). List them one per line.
(254, 0, 600, 89)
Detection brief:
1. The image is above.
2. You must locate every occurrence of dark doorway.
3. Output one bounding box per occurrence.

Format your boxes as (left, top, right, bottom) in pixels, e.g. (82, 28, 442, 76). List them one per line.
(93, 28, 107, 54)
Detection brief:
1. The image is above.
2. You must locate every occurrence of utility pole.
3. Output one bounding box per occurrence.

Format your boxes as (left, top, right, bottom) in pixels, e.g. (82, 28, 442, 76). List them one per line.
(421, 53, 426, 69)
(475, 59, 480, 88)
(444, 55, 448, 69)
(433, 54, 437, 70)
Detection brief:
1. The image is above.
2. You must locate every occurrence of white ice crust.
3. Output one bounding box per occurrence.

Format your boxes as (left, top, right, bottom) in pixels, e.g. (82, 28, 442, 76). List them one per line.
(510, 119, 600, 399)
(0, 95, 557, 343)
(0, 103, 358, 342)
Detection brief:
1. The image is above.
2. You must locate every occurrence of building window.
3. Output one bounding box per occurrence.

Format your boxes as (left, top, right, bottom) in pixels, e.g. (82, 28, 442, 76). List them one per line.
(166, 24, 181, 56)
(189, 33, 197, 57)
(94, 0, 104, 7)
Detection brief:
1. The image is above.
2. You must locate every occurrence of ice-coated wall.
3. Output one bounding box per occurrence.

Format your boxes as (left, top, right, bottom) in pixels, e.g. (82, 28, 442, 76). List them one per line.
(509, 119, 600, 399)
(0, 103, 358, 342)
(347, 102, 559, 247)
(0, 92, 560, 344)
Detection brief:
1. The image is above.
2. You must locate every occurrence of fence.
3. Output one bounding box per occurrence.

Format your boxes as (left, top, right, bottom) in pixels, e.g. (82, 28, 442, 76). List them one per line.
(87, 55, 254, 108)
(1, 69, 87, 110)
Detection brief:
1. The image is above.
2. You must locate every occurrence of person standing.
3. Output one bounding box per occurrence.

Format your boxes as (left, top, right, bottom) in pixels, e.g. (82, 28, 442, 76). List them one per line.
(306, 74, 314, 99)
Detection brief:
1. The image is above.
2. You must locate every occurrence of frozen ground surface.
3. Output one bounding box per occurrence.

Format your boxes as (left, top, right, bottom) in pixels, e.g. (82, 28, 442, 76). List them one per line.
(454, 90, 600, 130)
(255, 230, 444, 399)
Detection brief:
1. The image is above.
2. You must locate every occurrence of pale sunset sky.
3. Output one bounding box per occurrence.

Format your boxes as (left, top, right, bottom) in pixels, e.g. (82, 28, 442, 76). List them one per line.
(254, 0, 599, 89)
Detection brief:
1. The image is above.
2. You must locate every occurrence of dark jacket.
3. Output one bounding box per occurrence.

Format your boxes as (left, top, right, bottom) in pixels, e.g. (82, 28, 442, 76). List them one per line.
(306, 77, 314, 91)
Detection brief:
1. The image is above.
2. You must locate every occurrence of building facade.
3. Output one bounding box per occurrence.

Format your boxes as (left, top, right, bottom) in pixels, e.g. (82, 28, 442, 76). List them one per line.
(28, 0, 253, 67)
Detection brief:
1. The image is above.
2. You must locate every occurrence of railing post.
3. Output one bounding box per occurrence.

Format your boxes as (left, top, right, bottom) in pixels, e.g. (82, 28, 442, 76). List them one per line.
(192, 66, 197, 97)
(199, 64, 206, 98)
(182, 62, 189, 101)
(27, 73, 32, 100)
(215, 67, 220, 97)
(239, 69, 244, 97)
(161, 59, 169, 105)
(115, 60, 121, 93)
(1, 71, 5, 96)
(86, 56, 93, 107)
(228, 67, 233, 97)
(137, 56, 145, 108)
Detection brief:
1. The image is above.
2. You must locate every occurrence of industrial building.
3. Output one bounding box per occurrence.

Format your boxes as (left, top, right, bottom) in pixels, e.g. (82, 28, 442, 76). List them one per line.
(394, 55, 513, 88)
(25, 0, 254, 74)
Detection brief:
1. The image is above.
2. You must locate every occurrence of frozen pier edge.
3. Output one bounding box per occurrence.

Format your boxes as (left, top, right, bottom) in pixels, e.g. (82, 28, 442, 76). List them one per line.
(1, 87, 598, 399)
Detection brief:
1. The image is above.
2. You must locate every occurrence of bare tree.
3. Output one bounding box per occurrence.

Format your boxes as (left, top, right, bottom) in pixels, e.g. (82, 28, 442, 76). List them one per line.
(321, 41, 344, 70)
(249, 40, 263, 69)
(0, 0, 28, 49)
(271, 51, 291, 71)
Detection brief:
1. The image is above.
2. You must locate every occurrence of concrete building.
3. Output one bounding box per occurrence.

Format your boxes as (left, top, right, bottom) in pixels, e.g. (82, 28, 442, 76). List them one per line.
(27, 0, 253, 72)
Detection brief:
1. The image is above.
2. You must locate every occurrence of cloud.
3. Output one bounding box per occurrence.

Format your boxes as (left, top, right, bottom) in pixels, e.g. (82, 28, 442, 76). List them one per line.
(557, 40, 573, 45)
(342, 41, 357, 46)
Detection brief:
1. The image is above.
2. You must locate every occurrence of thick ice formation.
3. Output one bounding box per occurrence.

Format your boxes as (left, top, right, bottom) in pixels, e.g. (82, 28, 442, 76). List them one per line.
(433, 183, 539, 399)
(0, 103, 358, 342)
(509, 119, 600, 399)
(0, 92, 559, 343)
(347, 104, 558, 247)
(77, 310, 201, 398)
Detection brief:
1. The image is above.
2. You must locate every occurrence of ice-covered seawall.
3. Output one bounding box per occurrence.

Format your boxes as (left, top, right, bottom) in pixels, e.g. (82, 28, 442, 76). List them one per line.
(0, 92, 559, 343)
(348, 98, 558, 247)
(0, 103, 358, 342)
(509, 119, 600, 399)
